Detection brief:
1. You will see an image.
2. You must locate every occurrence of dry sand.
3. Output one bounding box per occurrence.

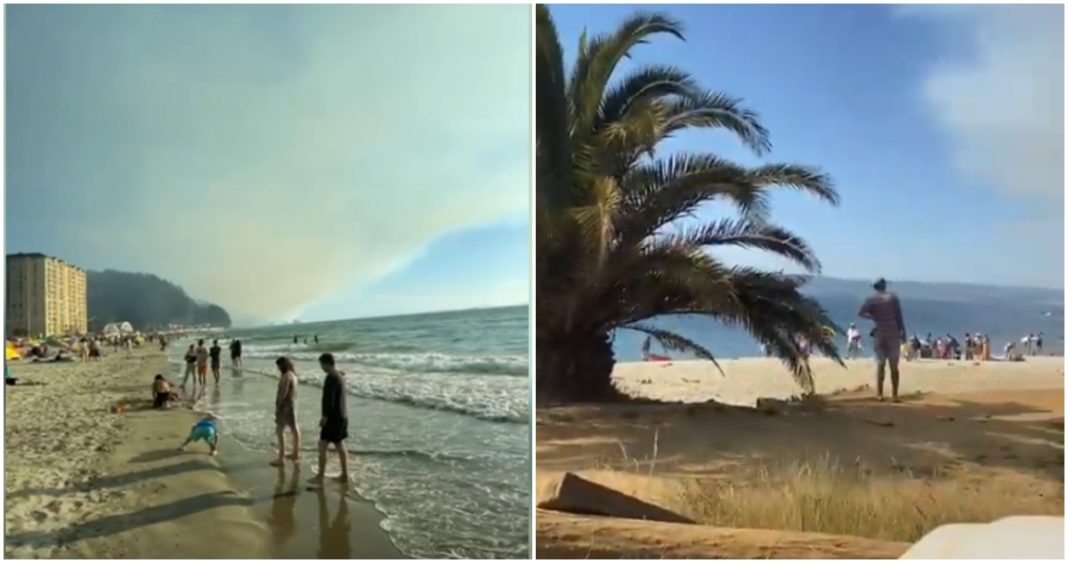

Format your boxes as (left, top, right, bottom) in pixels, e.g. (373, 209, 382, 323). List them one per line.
(537, 357, 1064, 558)
(4, 348, 268, 558)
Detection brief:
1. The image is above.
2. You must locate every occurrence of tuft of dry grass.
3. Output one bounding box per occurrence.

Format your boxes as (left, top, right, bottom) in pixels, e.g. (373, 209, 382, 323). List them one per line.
(671, 452, 1063, 543)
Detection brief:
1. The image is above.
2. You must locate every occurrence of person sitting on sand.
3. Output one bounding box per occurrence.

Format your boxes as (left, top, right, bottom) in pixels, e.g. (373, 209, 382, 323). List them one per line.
(152, 374, 180, 409)
(272, 357, 301, 466)
(309, 353, 349, 486)
(859, 278, 907, 402)
(178, 415, 220, 456)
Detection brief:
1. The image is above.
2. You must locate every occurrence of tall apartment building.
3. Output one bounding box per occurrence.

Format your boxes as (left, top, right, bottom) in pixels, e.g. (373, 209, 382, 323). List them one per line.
(6, 253, 88, 337)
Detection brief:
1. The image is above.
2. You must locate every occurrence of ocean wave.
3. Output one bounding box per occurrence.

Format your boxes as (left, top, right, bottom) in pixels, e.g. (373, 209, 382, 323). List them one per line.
(240, 341, 352, 354)
(240, 350, 528, 377)
(237, 366, 528, 424)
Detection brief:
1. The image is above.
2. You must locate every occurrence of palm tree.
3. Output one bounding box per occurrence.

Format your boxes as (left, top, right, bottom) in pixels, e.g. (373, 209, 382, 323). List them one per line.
(536, 6, 843, 404)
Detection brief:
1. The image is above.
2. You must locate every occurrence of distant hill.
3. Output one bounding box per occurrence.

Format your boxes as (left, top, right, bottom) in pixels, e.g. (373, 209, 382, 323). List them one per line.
(805, 277, 1063, 306)
(87, 270, 231, 330)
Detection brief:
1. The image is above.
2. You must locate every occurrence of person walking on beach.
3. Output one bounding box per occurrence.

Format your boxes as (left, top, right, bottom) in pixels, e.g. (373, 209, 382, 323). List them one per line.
(209, 339, 222, 384)
(310, 352, 350, 486)
(859, 278, 906, 402)
(195, 339, 210, 387)
(1036, 332, 1044, 355)
(314, 334, 319, 345)
(272, 357, 301, 466)
(229, 339, 243, 369)
(846, 323, 862, 359)
(182, 344, 197, 394)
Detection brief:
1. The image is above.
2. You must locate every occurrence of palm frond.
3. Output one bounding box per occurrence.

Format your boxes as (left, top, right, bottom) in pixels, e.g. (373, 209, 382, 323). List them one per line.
(661, 219, 822, 272)
(660, 91, 771, 155)
(569, 12, 685, 132)
(622, 322, 724, 376)
(747, 164, 839, 206)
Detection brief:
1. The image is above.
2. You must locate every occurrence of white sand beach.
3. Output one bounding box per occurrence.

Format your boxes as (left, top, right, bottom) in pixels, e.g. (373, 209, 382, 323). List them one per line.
(4, 349, 267, 558)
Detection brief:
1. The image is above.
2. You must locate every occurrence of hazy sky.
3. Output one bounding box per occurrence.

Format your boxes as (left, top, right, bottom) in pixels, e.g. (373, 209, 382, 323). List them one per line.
(550, 4, 1064, 289)
(6, 5, 531, 324)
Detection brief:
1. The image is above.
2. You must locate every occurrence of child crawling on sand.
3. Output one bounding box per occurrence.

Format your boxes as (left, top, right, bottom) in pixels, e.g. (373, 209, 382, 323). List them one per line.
(178, 415, 220, 456)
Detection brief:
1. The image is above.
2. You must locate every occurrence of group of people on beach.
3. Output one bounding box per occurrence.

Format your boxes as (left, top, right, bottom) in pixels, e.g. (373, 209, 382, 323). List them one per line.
(151, 338, 351, 485)
(848, 327, 1045, 363)
(271, 352, 351, 486)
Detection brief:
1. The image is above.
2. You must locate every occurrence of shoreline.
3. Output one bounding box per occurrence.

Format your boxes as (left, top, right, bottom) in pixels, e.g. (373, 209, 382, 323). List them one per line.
(4, 348, 402, 558)
(611, 356, 1065, 407)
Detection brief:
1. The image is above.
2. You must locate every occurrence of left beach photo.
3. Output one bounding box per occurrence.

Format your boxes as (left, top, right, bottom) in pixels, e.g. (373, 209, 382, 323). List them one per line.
(4, 4, 532, 559)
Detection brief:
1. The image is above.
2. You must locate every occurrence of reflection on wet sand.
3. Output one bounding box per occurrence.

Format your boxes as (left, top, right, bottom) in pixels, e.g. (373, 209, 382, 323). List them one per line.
(268, 466, 300, 555)
(317, 486, 352, 559)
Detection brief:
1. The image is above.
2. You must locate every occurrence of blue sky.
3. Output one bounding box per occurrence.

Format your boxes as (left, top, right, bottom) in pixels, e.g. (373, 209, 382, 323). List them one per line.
(5, 5, 530, 324)
(549, 4, 1064, 289)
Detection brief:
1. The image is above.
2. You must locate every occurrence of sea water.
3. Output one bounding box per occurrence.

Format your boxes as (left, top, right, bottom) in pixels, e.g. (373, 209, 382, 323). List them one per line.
(169, 306, 528, 559)
(614, 290, 1064, 361)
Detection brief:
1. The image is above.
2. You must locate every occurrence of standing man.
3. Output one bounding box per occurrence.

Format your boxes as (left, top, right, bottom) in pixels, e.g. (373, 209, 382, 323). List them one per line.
(229, 339, 243, 370)
(846, 323, 862, 359)
(195, 339, 210, 387)
(209, 339, 222, 384)
(309, 353, 350, 487)
(859, 278, 907, 402)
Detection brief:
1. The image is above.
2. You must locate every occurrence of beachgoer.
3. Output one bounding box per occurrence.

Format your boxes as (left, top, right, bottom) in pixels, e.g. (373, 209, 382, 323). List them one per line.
(272, 357, 301, 466)
(858, 278, 906, 402)
(641, 336, 651, 361)
(152, 374, 179, 408)
(159, 335, 168, 352)
(178, 416, 220, 456)
(209, 339, 222, 384)
(182, 344, 197, 392)
(846, 323, 861, 359)
(88, 338, 101, 360)
(195, 339, 209, 386)
(309, 353, 349, 486)
(79, 337, 89, 362)
(230, 339, 243, 369)
(1036, 332, 1044, 355)
(314, 335, 319, 345)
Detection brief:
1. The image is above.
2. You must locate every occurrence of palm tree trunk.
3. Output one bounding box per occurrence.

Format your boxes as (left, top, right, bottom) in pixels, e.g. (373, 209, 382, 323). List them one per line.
(537, 329, 622, 404)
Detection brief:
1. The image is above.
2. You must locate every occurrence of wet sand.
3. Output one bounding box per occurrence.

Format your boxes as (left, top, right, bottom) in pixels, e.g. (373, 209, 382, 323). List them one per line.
(4, 347, 402, 558)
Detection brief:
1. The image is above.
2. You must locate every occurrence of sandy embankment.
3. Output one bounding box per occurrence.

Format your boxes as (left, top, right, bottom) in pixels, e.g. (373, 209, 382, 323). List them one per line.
(537, 357, 1064, 558)
(4, 348, 268, 558)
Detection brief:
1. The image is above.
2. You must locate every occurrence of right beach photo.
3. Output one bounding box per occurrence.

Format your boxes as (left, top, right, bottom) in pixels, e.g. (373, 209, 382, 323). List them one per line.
(535, 3, 1064, 559)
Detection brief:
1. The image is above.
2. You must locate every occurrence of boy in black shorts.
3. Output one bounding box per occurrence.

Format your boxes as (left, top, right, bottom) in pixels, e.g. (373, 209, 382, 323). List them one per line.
(309, 352, 349, 486)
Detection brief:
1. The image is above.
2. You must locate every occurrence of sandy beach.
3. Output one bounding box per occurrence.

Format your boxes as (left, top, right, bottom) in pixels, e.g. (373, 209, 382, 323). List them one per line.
(537, 357, 1064, 557)
(4, 347, 401, 558)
